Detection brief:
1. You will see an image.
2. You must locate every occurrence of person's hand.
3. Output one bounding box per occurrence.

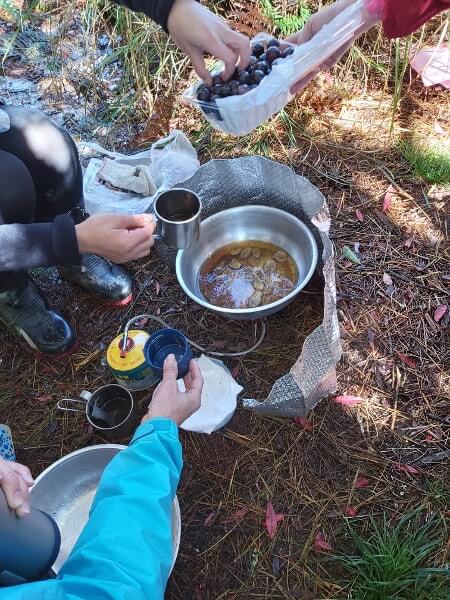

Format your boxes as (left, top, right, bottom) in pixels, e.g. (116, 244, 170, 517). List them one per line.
(76, 213, 155, 263)
(143, 354, 203, 426)
(0, 458, 34, 517)
(287, 0, 358, 94)
(168, 0, 251, 83)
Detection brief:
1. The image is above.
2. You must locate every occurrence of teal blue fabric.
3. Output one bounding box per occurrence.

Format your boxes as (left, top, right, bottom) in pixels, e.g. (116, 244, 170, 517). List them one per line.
(0, 425, 16, 461)
(2, 418, 182, 600)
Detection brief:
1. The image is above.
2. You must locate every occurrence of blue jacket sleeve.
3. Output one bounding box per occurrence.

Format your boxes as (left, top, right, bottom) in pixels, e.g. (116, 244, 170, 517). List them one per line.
(2, 418, 182, 600)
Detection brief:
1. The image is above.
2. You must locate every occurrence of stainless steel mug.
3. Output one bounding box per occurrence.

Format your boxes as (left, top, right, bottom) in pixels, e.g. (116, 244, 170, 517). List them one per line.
(153, 188, 201, 249)
(57, 384, 139, 440)
(0, 488, 61, 581)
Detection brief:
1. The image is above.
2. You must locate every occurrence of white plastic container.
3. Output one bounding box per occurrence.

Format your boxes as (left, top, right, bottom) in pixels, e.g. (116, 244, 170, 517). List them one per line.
(183, 0, 383, 136)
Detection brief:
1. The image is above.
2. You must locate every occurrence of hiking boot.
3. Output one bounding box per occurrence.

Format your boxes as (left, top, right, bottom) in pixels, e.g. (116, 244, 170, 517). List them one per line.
(59, 254, 135, 306)
(0, 278, 77, 355)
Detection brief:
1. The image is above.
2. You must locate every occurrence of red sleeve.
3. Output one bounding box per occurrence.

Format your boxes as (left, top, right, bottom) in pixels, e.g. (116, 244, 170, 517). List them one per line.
(382, 0, 450, 38)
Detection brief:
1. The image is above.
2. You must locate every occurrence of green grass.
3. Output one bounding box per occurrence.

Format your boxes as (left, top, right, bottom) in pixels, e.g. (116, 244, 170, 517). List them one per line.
(424, 479, 450, 509)
(332, 510, 449, 600)
(259, 0, 310, 37)
(399, 139, 450, 184)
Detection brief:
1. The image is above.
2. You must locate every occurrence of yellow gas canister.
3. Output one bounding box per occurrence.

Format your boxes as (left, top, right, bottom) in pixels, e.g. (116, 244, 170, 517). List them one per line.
(106, 329, 158, 391)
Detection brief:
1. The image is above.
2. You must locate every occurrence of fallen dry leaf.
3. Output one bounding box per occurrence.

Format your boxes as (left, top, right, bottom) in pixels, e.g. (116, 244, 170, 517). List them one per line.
(345, 505, 358, 517)
(382, 273, 393, 287)
(342, 245, 361, 265)
(223, 507, 249, 524)
(396, 352, 417, 369)
(355, 476, 370, 488)
(154, 281, 161, 296)
(434, 304, 448, 323)
(37, 393, 53, 403)
(355, 209, 364, 222)
(314, 531, 332, 552)
(334, 395, 363, 406)
(434, 121, 445, 135)
(383, 186, 394, 212)
(293, 417, 313, 431)
(232, 364, 240, 379)
(265, 501, 284, 540)
(204, 512, 217, 527)
(395, 463, 420, 475)
(404, 237, 414, 249)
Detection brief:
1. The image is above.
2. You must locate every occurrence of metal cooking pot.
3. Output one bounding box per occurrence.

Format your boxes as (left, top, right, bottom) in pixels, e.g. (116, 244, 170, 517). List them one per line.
(176, 205, 318, 319)
(30, 445, 181, 575)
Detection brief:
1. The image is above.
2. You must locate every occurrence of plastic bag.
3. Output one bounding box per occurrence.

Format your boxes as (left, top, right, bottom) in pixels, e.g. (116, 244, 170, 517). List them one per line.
(81, 130, 200, 215)
(183, 0, 382, 136)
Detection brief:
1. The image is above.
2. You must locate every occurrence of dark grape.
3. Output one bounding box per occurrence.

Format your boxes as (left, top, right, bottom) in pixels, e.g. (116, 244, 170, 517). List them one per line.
(255, 60, 270, 74)
(259, 52, 267, 63)
(238, 84, 250, 95)
(282, 46, 294, 57)
(249, 84, 258, 90)
(252, 42, 264, 58)
(220, 84, 231, 97)
(230, 80, 240, 95)
(212, 84, 223, 95)
(266, 46, 281, 64)
(251, 69, 265, 84)
(196, 87, 211, 102)
(249, 55, 258, 67)
(267, 38, 280, 49)
(212, 73, 223, 85)
(238, 70, 249, 84)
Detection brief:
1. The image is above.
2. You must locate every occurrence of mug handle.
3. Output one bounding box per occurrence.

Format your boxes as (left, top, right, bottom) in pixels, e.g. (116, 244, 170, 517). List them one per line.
(151, 214, 162, 241)
(57, 391, 92, 413)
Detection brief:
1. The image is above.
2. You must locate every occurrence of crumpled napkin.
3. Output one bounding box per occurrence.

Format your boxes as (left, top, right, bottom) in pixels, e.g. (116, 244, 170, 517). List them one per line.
(179, 355, 243, 434)
(97, 157, 157, 196)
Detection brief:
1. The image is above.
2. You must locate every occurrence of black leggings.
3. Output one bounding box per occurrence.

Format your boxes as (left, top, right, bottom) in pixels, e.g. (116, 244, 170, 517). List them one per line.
(0, 105, 83, 289)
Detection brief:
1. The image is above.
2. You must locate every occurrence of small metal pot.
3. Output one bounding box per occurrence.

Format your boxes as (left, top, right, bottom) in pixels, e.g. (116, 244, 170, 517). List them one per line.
(57, 384, 138, 440)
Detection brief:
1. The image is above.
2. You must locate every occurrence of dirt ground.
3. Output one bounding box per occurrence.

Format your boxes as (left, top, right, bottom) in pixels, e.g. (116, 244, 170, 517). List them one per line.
(1, 2, 449, 599)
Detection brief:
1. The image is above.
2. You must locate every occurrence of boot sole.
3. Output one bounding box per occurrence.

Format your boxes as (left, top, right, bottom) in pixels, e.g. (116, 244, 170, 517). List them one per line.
(0, 317, 80, 359)
(60, 277, 135, 308)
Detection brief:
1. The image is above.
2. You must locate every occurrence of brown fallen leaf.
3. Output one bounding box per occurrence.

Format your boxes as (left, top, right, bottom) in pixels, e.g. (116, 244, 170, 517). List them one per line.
(223, 507, 248, 524)
(293, 417, 313, 431)
(383, 186, 394, 212)
(395, 463, 420, 475)
(37, 393, 53, 403)
(334, 395, 363, 406)
(265, 501, 284, 540)
(396, 352, 417, 369)
(204, 512, 217, 527)
(154, 281, 161, 296)
(434, 121, 445, 135)
(355, 477, 370, 488)
(355, 209, 364, 222)
(345, 505, 358, 517)
(434, 304, 448, 323)
(314, 531, 332, 552)
(382, 273, 393, 287)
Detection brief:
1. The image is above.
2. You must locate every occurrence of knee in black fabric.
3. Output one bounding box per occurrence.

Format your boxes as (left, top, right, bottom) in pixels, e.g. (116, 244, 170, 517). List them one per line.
(0, 106, 83, 218)
(0, 150, 36, 225)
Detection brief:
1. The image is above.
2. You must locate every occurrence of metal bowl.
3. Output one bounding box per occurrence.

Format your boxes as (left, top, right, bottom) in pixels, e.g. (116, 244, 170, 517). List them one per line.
(30, 445, 181, 574)
(176, 205, 318, 320)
